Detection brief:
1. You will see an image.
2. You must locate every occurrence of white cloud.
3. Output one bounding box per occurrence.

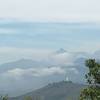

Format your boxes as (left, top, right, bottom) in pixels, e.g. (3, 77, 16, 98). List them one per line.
(0, 65, 79, 82)
(0, 46, 98, 66)
(0, 0, 100, 22)
(49, 52, 75, 65)
(0, 65, 79, 96)
(1, 67, 66, 80)
(0, 47, 91, 65)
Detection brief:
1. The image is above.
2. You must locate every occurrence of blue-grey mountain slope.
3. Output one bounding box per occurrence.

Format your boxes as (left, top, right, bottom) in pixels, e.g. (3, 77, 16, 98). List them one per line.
(10, 81, 86, 100)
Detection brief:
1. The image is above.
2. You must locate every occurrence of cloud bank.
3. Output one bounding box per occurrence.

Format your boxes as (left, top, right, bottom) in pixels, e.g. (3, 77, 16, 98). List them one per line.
(1, 67, 66, 79)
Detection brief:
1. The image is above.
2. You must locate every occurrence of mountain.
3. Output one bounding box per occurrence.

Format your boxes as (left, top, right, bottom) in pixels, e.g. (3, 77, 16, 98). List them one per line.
(0, 50, 88, 96)
(0, 48, 98, 96)
(10, 81, 85, 100)
(54, 48, 67, 54)
(0, 59, 49, 73)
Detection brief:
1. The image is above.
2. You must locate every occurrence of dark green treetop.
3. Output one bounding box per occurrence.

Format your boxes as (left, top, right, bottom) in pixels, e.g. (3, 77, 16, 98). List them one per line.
(80, 59, 100, 100)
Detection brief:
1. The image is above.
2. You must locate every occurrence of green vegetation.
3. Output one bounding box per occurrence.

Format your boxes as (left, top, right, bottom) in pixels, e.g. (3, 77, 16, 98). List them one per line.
(80, 59, 100, 100)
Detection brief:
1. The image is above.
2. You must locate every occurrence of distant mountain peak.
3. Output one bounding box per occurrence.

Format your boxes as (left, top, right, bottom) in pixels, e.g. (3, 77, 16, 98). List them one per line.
(55, 48, 67, 54)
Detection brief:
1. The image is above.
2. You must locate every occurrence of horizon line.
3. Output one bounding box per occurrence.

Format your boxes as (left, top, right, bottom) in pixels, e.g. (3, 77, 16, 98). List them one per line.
(0, 18, 100, 24)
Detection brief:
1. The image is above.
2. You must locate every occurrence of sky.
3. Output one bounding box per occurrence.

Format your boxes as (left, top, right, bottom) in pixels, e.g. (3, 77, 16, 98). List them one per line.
(0, 0, 99, 63)
(0, 22, 100, 64)
(0, 0, 100, 22)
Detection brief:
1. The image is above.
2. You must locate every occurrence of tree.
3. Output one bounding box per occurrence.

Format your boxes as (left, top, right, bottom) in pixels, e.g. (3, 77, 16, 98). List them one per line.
(80, 59, 100, 100)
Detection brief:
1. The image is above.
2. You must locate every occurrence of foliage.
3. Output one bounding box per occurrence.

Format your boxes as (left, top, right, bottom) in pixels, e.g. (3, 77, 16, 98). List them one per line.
(80, 59, 100, 100)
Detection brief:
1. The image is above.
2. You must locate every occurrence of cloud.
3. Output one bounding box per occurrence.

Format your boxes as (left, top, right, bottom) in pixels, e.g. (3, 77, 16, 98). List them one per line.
(0, 65, 78, 96)
(0, 65, 79, 86)
(0, 46, 93, 65)
(0, 48, 92, 96)
(49, 52, 75, 65)
(1, 67, 66, 80)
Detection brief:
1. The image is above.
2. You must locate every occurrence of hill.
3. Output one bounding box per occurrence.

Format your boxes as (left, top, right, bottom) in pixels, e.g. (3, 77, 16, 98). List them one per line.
(11, 81, 85, 100)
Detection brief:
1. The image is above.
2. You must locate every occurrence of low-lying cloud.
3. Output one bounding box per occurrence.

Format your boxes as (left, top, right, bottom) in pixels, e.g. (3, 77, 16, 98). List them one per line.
(0, 47, 99, 96)
(1, 67, 66, 80)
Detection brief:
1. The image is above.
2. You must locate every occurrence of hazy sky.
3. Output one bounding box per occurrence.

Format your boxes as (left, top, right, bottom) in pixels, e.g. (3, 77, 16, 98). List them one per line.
(0, 22, 100, 51)
(0, 22, 100, 63)
(0, 0, 100, 63)
(0, 0, 100, 22)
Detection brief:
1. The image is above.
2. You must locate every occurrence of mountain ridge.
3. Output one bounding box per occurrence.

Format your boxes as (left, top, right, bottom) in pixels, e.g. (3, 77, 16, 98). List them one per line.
(10, 81, 85, 100)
